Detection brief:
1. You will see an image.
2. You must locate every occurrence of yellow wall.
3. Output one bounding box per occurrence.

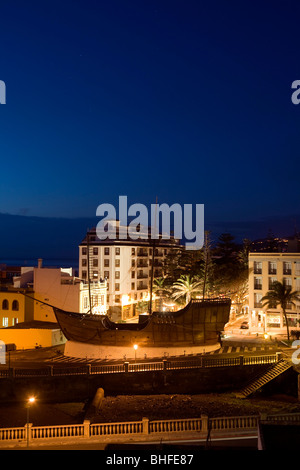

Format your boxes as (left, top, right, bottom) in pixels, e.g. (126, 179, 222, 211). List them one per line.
(0, 328, 65, 349)
(0, 290, 34, 328)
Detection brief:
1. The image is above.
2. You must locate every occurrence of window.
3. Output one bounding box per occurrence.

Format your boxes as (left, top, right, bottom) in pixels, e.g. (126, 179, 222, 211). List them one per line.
(12, 318, 18, 326)
(82, 259, 87, 267)
(93, 271, 98, 278)
(115, 295, 120, 303)
(104, 271, 109, 279)
(104, 259, 109, 267)
(115, 271, 120, 279)
(131, 271, 135, 278)
(84, 296, 88, 309)
(12, 300, 19, 311)
(2, 318, 8, 327)
(82, 271, 87, 279)
(131, 259, 135, 267)
(115, 259, 120, 267)
(283, 277, 292, 288)
(93, 247, 98, 256)
(115, 247, 120, 255)
(254, 293, 262, 308)
(268, 261, 277, 275)
(131, 282, 135, 290)
(283, 262, 292, 275)
(295, 262, 300, 276)
(254, 277, 262, 290)
(2, 299, 8, 310)
(131, 248, 135, 256)
(93, 259, 98, 267)
(253, 261, 262, 274)
(82, 247, 87, 255)
(269, 277, 277, 289)
(115, 283, 120, 291)
(104, 247, 110, 255)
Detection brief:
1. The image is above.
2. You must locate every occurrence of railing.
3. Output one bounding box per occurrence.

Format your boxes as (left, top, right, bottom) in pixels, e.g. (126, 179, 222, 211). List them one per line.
(149, 417, 203, 433)
(210, 415, 258, 431)
(90, 420, 143, 436)
(1, 412, 300, 446)
(0, 353, 281, 378)
(32, 424, 84, 440)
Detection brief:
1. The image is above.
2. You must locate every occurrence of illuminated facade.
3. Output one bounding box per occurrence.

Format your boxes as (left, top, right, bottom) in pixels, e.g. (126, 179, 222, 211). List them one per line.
(0, 289, 32, 327)
(248, 253, 300, 332)
(79, 223, 181, 321)
(79, 280, 107, 314)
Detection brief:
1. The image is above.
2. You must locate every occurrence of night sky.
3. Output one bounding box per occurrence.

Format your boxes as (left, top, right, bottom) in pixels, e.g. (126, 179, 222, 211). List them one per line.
(1, 0, 300, 256)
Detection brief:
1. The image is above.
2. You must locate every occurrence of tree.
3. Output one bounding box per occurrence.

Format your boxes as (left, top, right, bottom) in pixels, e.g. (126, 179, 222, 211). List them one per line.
(152, 277, 172, 311)
(172, 274, 201, 304)
(198, 231, 215, 298)
(237, 238, 252, 268)
(262, 281, 300, 341)
(163, 246, 194, 283)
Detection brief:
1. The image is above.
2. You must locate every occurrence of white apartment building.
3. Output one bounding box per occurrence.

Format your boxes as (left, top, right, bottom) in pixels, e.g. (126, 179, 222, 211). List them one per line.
(79, 223, 181, 321)
(248, 252, 300, 332)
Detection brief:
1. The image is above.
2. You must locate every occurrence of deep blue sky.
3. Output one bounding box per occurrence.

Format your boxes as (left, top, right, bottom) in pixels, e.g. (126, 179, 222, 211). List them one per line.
(1, 0, 300, 233)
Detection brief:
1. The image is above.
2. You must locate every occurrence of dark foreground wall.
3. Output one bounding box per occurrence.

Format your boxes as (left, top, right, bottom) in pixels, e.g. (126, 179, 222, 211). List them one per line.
(0, 364, 286, 404)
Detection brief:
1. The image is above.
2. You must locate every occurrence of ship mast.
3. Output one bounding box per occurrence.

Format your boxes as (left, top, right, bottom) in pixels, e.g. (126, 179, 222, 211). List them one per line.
(149, 197, 158, 315)
(86, 230, 92, 314)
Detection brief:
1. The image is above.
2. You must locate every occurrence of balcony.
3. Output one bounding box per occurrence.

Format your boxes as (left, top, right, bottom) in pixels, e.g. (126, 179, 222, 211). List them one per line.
(154, 250, 164, 257)
(254, 302, 263, 308)
(283, 269, 292, 275)
(137, 250, 148, 257)
(137, 283, 148, 290)
(137, 273, 148, 279)
(137, 261, 148, 268)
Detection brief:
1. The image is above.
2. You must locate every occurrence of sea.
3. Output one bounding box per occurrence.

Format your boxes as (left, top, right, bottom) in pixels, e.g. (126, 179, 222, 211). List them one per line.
(0, 259, 78, 269)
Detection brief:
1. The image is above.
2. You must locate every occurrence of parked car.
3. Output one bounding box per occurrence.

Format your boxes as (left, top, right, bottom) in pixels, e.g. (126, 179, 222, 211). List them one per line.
(240, 321, 249, 329)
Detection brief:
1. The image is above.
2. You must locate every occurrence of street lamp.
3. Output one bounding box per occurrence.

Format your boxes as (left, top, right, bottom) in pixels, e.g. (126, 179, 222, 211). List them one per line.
(133, 344, 138, 362)
(26, 397, 35, 448)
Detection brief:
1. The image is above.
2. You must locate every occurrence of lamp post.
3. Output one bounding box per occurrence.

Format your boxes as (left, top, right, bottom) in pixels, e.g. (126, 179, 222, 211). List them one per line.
(26, 397, 35, 448)
(133, 344, 138, 363)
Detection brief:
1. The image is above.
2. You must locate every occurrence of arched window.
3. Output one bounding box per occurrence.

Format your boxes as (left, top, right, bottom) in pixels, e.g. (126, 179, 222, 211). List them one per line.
(12, 300, 19, 311)
(2, 299, 9, 310)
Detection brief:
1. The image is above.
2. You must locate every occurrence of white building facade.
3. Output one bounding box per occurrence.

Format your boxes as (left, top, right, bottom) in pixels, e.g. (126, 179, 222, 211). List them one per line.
(79, 224, 181, 321)
(248, 252, 300, 333)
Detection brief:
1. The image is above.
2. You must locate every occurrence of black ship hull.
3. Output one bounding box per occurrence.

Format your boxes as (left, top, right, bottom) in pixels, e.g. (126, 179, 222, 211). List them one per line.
(53, 299, 231, 347)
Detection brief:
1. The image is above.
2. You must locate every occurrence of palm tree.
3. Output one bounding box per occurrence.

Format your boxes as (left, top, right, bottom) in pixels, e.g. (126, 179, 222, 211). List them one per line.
(262, 281, 300, 341)
(152, 277, 171, 311)
(172, 274, 201, 304)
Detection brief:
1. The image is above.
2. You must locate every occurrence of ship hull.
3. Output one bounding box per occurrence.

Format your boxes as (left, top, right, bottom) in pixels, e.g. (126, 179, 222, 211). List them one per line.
(53, 299, 231, 348)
